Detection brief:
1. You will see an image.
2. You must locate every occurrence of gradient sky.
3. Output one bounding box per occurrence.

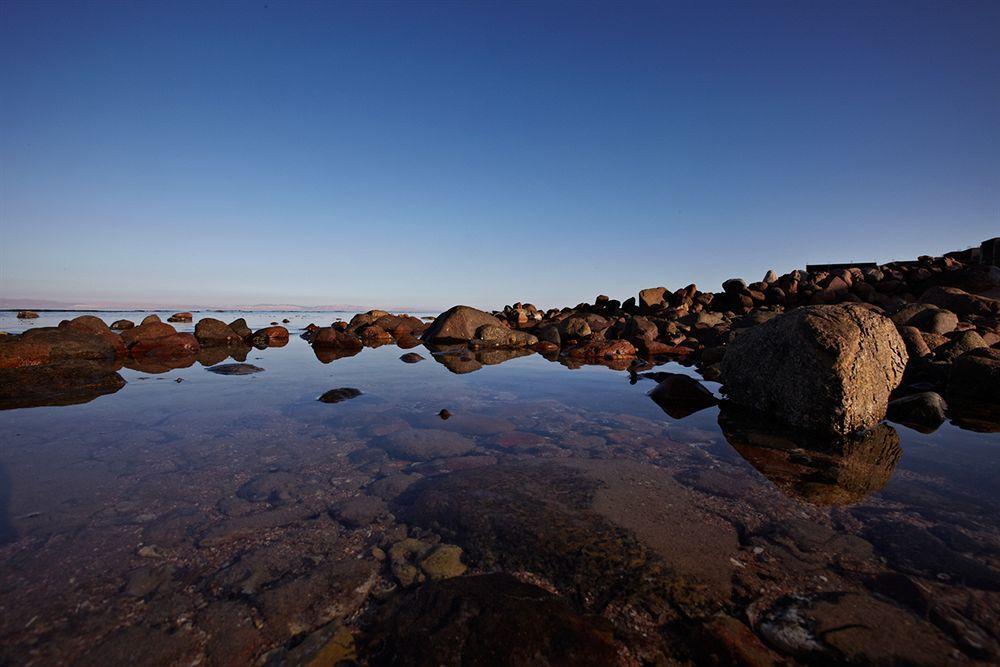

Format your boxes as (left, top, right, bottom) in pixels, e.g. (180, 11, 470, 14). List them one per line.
(1, 1, 998, 310)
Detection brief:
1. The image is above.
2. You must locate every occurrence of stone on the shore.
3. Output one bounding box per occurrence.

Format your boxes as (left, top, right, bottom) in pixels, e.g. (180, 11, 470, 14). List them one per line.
(311, 327, 363, 349)
(558, 317, 591, 339)
(140, 314, 162, 325)
(228, 318, 252, 340)
(0, 326, 119, 369)
(58, 315, 126, 357)
(119, 321, 178, 348)
(167, 312, 193, 323)
(130, 332, 200, 359)
(470, 324, 538, 348)
(886, 392, 947, 433)
(639, 287, 667, 310)
(400, 352, 424, 363)
(935, 330, 987, 362)
(110, 319, 134, 330)
(250, 326, 289, 347)
(422, 306, 504, 342)
(195, 318, 244, 346)
(947, 347, 1000, 407)
(920, 286, 1000, 317)
(720, 304, 908, 435)
(16, 311, 39, 319)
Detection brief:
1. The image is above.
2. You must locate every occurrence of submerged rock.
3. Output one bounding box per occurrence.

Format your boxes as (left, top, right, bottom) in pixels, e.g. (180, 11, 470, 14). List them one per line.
(357, 574, 618, 667)
(399, 352, 424, 363)
(721, 304, 907, 435)
(422, 306, 504, 342)
(378, 428, 475, 461)
(317, 387, 362, 403)
(206, 363, 265, 375)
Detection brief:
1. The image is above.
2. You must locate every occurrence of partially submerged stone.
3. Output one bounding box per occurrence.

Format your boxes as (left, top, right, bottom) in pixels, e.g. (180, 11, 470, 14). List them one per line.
(318, 387, 362, 403)
(422, 306, 504, 342)
(721, 304, 908, 435)
(206, 363, 265, 375)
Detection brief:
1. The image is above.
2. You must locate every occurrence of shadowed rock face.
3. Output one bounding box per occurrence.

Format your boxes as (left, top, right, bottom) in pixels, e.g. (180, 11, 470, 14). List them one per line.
(718, 404, 902, 505)
(721, 304, 908, 435)
(358, 574, 619, 666)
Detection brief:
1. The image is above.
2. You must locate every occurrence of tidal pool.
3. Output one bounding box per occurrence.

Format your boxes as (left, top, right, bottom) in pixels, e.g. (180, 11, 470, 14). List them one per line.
(1, 311, 998, 665)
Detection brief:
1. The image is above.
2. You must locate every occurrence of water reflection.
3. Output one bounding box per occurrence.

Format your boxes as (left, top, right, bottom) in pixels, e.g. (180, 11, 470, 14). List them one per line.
(719, 404, 902, 505)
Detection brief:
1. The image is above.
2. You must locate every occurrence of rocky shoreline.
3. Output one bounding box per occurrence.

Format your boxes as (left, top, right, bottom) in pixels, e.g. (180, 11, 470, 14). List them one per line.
(4, 239, 1000, 434)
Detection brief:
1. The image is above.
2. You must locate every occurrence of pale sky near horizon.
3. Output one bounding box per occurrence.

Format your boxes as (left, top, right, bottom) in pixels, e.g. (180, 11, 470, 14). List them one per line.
(1, 1, 998, 311)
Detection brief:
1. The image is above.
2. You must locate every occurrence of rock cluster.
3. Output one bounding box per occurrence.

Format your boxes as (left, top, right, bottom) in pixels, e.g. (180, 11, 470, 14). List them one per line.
(413, 242, 999, 431)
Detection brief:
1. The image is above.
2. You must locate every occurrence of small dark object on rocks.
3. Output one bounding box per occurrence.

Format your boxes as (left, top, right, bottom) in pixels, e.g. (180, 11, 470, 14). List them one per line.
(174, 378, 184, 383)
(282, 318, 290, 323)
(400, 353, 425, 363)
(318, 387, 363, 404)
(206, 363, 265, 375)
(439, 409, 451, 420)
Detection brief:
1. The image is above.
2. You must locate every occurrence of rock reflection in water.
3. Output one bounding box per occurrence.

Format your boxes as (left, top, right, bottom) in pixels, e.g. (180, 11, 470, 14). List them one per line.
(425, 343, 533, 374)
(718, 404, 902, 505)
(0, 361, 126, 410)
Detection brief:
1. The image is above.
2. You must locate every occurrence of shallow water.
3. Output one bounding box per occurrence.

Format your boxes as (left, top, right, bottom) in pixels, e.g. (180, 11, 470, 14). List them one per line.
(1, 311, 998, 664)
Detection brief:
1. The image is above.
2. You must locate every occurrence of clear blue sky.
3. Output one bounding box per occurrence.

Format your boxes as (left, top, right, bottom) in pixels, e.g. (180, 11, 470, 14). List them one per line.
(1, 1, 997, 310)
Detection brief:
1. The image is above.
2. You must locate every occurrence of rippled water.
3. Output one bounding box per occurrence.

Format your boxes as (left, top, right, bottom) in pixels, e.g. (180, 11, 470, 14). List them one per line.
(1, 311, 998, 665)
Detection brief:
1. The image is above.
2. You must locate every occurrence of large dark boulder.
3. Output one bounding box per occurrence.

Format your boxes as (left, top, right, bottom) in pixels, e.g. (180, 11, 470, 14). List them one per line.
(721, 304, 908, 435)
(194, 318, 243, 346)
(422, 306, 504, 342)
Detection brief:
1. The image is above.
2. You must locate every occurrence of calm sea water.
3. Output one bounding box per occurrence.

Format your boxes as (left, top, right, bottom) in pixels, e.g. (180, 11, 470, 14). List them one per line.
(1, 311, 998, 664)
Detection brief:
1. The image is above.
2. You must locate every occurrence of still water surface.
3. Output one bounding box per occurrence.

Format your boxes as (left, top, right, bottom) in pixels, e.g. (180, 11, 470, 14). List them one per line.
(1, 311, 998, 664)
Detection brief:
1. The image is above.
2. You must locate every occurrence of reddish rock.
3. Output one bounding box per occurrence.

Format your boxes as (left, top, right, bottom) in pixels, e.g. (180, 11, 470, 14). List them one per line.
(120, 321, 178, 348)
(195, 318, 244, 346)
(130, 332, 200, 359)
(250, 326, 289, 347)
(566, 339, 637, 361)
(58, 315, 126, 357)
(422, 306, 504, 342)
(110, 319, 134, 330)
(16, 310, 39, 319)
(167, 312, 193, 323)
(0, 327, 118, 369)
(228, 318, 252, 340)
(312, 327, 363, 349)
